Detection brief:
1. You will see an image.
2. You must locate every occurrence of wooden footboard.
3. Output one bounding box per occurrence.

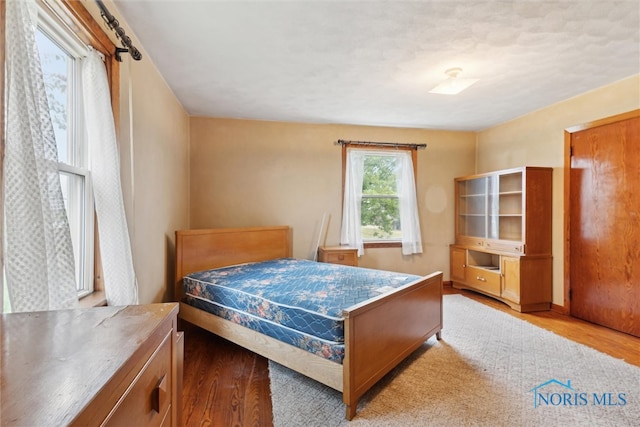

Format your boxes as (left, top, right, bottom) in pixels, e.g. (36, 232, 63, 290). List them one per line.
(175, 227, 443, 420)
(342, 271, 443, 419)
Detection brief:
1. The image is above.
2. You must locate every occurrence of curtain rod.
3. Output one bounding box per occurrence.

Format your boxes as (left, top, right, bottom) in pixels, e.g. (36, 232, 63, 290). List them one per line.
(335, 139, 427, 150)
(95, 0, 142, 62)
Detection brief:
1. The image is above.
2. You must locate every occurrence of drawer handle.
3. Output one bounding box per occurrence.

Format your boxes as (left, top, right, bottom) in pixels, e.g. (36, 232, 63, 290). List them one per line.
(152, 374, 168, 413)
(338, 255, 344, 260)
(476, 276, 486, 282)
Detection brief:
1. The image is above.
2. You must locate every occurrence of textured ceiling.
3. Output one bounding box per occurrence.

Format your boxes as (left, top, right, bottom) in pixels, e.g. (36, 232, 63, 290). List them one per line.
(113, 0, 640, 131)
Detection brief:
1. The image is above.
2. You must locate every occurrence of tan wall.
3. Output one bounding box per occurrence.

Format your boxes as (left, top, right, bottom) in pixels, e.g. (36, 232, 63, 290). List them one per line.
(476, 74, 640, 306)
(190, 117, 476, 277)
(84, 1, 191, 304)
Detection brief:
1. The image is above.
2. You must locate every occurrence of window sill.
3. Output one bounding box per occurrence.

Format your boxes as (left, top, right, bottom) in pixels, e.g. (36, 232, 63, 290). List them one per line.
(364, 241, 402, 249)
(78, 291, 107, 308)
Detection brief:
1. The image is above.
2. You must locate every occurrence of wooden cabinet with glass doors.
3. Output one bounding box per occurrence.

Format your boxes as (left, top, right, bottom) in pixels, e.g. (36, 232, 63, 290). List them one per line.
(450, 167, 553, 312)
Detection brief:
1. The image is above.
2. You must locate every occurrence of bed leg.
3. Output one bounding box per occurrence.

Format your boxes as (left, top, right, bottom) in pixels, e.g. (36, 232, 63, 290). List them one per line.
(345, 402, 357, 420)
(436, 330, 442, 340)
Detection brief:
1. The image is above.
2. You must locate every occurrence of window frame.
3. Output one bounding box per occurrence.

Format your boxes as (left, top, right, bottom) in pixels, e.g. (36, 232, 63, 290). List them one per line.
(37, 0, 120, 305)
(341, 143, 418, 249)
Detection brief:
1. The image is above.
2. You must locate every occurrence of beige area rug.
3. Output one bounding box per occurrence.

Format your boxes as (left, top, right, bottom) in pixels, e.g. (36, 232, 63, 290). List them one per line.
(269, 294, 640, 426)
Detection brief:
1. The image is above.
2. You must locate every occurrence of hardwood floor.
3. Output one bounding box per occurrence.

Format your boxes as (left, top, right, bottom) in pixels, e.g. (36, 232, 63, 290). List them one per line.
(180, 287, 640, 426)
(181, 320, 273, 427)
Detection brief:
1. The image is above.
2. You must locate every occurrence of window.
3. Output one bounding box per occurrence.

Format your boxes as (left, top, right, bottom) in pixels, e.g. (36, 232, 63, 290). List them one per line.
(361, 153, 402, 242)
(3, 1, 119, 312)
(36, 13, 95, 298)
(341, 145, 423, 255)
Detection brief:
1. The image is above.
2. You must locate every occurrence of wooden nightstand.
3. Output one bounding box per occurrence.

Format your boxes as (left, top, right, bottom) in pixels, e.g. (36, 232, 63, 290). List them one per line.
(318, 246, 358, 267)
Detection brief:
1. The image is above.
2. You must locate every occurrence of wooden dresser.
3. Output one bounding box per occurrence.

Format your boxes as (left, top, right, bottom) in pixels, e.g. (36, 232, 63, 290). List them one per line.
(1, 303, 183, 426)
(318, 246, 358, 267)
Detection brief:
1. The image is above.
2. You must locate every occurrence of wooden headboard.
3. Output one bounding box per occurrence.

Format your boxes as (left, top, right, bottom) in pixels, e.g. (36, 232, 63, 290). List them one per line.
(174, 226, 292, 301)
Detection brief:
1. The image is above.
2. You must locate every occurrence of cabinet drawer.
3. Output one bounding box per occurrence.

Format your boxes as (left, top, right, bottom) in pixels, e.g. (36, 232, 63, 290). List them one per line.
(467, 266, 501, 297)
(485, 240, 524, 254)
(455, 236, 485, 248)
(102, 332, 173, 427)
(318, 247, 358, 267)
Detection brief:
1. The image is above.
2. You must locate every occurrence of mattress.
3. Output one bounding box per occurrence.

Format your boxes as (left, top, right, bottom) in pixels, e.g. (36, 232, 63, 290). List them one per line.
(183, 293, 347, 362)
(182, 258, 421, 363)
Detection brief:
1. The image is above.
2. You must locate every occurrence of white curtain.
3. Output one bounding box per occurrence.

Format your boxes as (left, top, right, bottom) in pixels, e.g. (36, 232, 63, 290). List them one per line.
(397, 151, 423, 255)
(81, 50, 139, 306)
(340, 149, 365, 256)
(4, 0, 78, 312)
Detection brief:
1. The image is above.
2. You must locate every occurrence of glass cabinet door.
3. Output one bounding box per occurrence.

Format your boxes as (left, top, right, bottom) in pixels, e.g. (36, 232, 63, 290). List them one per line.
(487, 174, 499, 239)
(457, 177, 487, 238)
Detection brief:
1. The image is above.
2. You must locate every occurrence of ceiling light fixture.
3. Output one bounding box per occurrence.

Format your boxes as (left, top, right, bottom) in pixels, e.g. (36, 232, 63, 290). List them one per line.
(429, 67, 478, 95)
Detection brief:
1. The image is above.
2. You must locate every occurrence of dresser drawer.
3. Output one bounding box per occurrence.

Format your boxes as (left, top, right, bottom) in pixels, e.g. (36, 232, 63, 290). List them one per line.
(318, 247, 358, 267)
(102, 332, 173, 427)
(467, 266, 501, 297)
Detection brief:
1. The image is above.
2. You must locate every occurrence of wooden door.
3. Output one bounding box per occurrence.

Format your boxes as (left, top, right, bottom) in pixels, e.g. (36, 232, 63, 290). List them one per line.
(567, 111, 640, 337)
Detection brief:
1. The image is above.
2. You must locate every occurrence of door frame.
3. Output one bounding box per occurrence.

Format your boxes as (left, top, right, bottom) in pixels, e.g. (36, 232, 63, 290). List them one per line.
(563, 109, 640, 315)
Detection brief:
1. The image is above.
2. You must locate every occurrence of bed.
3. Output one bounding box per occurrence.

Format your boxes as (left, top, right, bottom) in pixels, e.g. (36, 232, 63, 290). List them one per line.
(174, 226, 443, 420)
